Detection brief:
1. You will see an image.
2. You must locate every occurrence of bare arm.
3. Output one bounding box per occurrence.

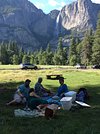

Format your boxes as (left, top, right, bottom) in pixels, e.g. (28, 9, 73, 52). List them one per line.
(17, 89, 24, 98)
(30, 92, 40, 98)
(41, 85, 51, 93)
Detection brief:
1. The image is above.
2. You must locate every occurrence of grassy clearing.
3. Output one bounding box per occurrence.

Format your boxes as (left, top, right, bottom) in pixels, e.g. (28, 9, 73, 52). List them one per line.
(0, 65, 74, 69)
(0, 65, 19, 69)
(0, 67, 100, 134)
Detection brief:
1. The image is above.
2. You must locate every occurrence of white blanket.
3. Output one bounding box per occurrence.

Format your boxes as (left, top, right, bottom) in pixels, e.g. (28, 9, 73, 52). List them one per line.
(14, 109, 45, 117)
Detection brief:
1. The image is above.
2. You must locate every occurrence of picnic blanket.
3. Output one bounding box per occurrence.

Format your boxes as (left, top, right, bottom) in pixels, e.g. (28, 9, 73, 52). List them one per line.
(14, 109, 45, 117)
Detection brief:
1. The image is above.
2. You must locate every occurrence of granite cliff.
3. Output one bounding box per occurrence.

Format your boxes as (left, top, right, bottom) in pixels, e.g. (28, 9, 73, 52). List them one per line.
(0, 0, 100, 50)
(56, 0, 100, 35)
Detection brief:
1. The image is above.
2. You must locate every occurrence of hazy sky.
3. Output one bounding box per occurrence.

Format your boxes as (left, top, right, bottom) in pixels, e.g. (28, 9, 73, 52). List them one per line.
(29, 0, 100, 14)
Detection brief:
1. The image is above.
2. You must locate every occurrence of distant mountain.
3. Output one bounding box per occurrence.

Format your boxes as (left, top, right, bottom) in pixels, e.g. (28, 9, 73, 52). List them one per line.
(0, 0, 100, 50)
(56, 0, 100, 34)
(0, 0, 59, 50)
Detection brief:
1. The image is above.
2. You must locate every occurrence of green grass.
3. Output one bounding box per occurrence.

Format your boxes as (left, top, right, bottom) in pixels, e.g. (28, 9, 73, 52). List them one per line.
(0, 66, 100, 134)
(0, 65, 19, 69)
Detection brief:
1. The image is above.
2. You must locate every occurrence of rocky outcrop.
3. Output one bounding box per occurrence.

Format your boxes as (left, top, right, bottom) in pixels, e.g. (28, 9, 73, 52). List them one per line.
(31, 10, 59, 42)
(0, 0, 59, 50)
(0, 0, 44, 49)
(56, 0, 100, 34)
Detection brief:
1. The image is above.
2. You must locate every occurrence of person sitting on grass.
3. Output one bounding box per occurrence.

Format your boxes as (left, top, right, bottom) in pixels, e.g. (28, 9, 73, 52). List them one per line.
(28, 88, 48, 110)
(34, 77, 52, 99)
(56, 77, 69, 98)
(6, 79, 31, 106)
(47, 77, 69, 105)
(76, 88, 89, 102)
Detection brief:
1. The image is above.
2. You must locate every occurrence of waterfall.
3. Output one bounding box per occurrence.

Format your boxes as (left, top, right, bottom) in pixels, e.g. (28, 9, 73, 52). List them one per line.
(55, 13, 60, 36)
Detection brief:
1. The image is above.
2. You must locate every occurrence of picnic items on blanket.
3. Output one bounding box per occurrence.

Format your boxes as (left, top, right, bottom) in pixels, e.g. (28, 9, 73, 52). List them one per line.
(14, 104, 59, 119)
(64, 91, 77, 102)
(75, 101, 91, 108)
(60, 97, 72, 110)
(14, 109, 45, 117)
(45, 104, 58, 119)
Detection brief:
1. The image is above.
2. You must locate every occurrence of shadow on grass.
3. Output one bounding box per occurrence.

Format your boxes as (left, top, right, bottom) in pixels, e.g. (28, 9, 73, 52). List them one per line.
(0, 81, 23, 91)
(0, 81, 23, 104)
(0, 82, 100, 134)
(0, 82, 100, 106)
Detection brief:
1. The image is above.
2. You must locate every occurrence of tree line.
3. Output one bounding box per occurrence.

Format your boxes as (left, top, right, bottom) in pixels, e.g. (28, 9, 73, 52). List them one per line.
(0, 39, 68, 65)
(0, 14, 100, 66)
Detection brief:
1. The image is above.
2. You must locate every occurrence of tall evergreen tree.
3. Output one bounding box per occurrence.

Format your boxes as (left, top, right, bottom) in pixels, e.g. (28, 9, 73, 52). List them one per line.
(12, 54, 19, 65)
(22, 55, 30, 64)
(34, 51, 39, 64)
(69, 37, 77, 65)
(0, 43, 9, 64)
(46, 43, 51, 53)
(75, 37, 81, 64)
(81, 30, 94, 65)
(45, 44, 54, 65)
(38, 47, 43, 65)
(30, 55, 34, 64)
(18, 47, 24, 64)
(92, 13, 100, 64)
(76, 42, 83, 64)
(41, 51, 47, 65)
(53, 37, 67, 65)
(7, 41, 19, 64)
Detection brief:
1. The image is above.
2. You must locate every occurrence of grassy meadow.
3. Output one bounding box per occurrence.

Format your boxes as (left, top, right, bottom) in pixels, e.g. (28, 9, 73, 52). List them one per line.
(0, 65, 100, 134)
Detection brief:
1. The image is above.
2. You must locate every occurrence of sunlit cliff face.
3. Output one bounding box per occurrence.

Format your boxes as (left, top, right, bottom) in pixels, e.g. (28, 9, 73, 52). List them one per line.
(57, 0, 96, 31)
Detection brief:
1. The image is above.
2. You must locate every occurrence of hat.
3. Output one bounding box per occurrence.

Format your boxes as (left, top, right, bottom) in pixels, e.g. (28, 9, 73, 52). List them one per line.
(59, 77, 64, 80)
(25, 79, 31, 83)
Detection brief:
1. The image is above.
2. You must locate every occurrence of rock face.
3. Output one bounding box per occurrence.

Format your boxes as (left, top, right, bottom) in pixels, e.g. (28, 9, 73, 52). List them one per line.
(0, 0, 100, 50)
(56, 0, 100, 34)
(0, 0, 58, 50)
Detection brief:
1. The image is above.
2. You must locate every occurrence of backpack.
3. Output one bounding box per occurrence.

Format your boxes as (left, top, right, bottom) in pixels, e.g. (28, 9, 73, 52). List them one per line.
(76, 88, 89, 102)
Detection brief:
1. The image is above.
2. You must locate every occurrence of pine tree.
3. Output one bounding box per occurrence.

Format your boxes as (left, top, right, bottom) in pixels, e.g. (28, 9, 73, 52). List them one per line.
(18, 47, 24, 64)
(7, 41, 19, 64)
(81, 30, 94, 65)
(22, 55, 30, 64)
(53, 37, 67, 65)
(76, 42, 83, 64)
(69, 37, 77, 65)
(75, 37, 81, 64)
(92, 13, 100, 65)
(45, 44, 53, 65)
(46, 43, 51, 53)
(38, 47, 43, 65)
(12, 54, 19, 65)
(41, 51, 47, 65)
(34, 51, 39, 64)
(0, 43, 9, 64)
(30, 55, 34, 64)
(53, 50, 60, 65)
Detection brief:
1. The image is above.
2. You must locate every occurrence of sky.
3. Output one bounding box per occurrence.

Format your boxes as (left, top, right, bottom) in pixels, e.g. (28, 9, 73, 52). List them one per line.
(29, 0, 100, 14)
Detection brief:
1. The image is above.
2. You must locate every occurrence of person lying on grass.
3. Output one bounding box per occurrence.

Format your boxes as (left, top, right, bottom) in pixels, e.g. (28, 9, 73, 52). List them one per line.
(6, 79, 31, 106)
(28, 89, 59, 119)
(34, 77, 53, 99)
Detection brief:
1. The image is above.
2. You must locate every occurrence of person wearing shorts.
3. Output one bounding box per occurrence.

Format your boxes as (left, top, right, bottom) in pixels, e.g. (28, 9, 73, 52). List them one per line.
(6, 79, 31, 105)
